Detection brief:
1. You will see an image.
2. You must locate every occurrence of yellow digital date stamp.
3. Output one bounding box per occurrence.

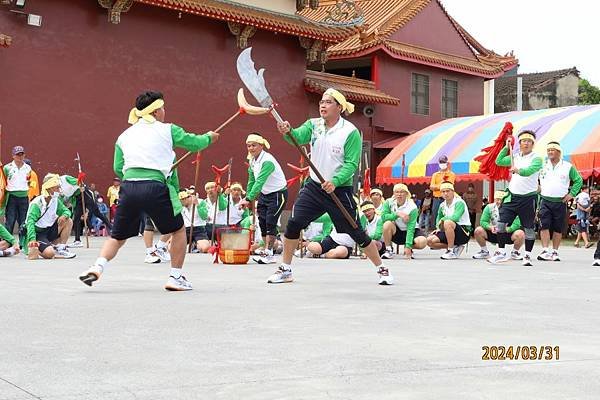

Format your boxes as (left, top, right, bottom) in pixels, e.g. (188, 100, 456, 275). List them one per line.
(482, 346, 559, 361)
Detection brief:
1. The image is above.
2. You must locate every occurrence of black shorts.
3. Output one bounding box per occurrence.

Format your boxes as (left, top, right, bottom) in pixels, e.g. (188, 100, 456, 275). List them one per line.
(285, 180, 370, 247)
(257, 189, 288, 236)
(111, 180, 183, 240)
(539, 199, 566, 233)
(144, 215, 157, 232)
(320, 235, 352, 259)
(36, 220, 60, 252)
(186, 226, 208, 242)
(435, 224, 470, 246)
(499, 194, 537, 229)
(485, 229, 514, 245)
(391, 227, 424, 246)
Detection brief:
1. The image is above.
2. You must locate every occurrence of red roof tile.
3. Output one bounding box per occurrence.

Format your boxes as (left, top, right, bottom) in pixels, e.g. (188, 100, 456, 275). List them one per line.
(304, 70, 400, 105)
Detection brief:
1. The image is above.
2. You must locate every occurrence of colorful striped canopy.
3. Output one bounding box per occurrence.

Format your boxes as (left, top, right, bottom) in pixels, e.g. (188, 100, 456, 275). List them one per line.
(376, 104, 600, 184)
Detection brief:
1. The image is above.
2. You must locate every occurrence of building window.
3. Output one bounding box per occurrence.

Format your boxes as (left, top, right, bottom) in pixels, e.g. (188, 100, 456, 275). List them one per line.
(411, 73, 430, 115)
(442, 79, 458, 118)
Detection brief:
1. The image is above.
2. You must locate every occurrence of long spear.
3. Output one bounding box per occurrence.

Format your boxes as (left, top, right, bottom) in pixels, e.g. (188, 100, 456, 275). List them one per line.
(74, 153, 89, 248)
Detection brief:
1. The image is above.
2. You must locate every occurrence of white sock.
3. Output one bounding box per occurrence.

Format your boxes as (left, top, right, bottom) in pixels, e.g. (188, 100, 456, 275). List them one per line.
(156, 240, 168, 250)
(481, 245, 488, 252)
(386, 246, 393, 252)
(170, 268, 182, 278)
(265, 248, 273, 256)
(498, 248, 507, 255)
(526, 251, 532, 257)
(56, 244, 66, 251)
(94, 257, 108, 272)
(281, 262, 291, 271)
(543, 247, 550, 253)
(145, 247, 154, 255)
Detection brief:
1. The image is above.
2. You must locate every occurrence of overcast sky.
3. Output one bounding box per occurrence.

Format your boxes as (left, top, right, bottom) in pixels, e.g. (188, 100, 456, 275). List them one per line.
(441, 0, 600, 86)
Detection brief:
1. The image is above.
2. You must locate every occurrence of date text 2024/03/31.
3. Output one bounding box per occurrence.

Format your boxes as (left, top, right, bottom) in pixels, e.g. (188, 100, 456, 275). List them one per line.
(482, 346, 559, 360)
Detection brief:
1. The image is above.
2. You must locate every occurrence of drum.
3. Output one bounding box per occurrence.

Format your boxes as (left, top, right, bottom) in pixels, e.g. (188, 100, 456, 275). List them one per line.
(217, 227, 251, 264)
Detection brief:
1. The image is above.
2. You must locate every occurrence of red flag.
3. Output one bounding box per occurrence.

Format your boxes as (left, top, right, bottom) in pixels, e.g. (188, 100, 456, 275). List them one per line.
(363, 168, 371, 197)
(474, 122, 514, 181)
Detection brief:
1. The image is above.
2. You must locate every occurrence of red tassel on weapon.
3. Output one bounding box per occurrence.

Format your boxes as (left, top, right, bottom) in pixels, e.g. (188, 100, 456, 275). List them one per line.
(474, 122, 514, 181)
(77, 172, 86, 186)
(363, 168, 371, 197)
(286, 163, 309, 188)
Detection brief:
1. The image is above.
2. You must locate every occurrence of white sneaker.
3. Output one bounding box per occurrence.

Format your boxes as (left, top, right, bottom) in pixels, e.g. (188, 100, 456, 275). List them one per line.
(164, 275, 193, 291)
(487, 251, 511, 264)
(144, 252, 161, 264)
(267, 267, 293, 284)
(79, 265, 103, 286)
(537, 250, 553, 261)
(511, 250, 523, 260)
(440, 249, 457, 260)
(381, 250, 394, 259)
(69, 240, 83, 248)
(551, 251, 560, 261)
(155, 246, 171, 262)
(522, 255, 533, 266)
(593, 259, 600, 267)
(255, 254, 276, 264)
(55, 248, 76, 259)
(293, 249, 303, 258)
(472, 249, 490, 259)
(377, 267, 394, 285)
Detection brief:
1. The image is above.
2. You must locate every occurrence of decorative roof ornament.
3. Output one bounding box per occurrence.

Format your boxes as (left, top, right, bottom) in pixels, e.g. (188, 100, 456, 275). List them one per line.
(97, 0, 133, 24)
(322, 0, 364, 26)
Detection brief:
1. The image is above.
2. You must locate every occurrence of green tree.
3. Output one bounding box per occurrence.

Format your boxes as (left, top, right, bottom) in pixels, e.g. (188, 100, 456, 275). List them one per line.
(578, 79, 600, 104)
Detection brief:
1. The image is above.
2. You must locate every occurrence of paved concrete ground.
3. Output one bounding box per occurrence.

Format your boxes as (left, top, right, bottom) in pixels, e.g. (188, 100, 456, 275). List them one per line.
(1, 236, 600, 400)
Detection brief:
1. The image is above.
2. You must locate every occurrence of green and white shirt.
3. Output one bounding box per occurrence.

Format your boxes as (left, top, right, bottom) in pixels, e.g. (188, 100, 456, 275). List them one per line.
(436, 195, 471, 230)
(305, 213, 333, 242)
(206, 194, 228, 225)
(539, 159, 582, 202)
(25, 195, 71, 245)
(381, 198, 419, 248)
(286, 117, 361, 187)
(228, 198, 250, 225)
(246, 150, 287, 200)
(480, 204, 521, 233)
(496, 146, 543, 196)
(59, 175, 81, 203)
(360, 213, 383, 241)
(4, 161, 31, 197)
(114, 120, 212, 215)
(0, 224, 15, 246)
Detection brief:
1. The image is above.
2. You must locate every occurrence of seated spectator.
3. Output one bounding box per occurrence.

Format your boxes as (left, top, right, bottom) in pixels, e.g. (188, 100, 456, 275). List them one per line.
(381, 183, 427, 259)
(180, 190, 211, 253)
(359, 200, 384, 256)
(23, 174, 76, 260)
(294, 213, 332, 257)
(226, 183, 250, 226)
(0, 224, 20, 257)
(472, 191, 524, 260)
(307, 215, 355, 259)
(426, 182, 471, 260)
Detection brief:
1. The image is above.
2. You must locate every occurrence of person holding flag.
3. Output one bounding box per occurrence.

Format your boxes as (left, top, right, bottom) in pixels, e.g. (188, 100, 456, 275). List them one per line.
(487, 130, 543, 266)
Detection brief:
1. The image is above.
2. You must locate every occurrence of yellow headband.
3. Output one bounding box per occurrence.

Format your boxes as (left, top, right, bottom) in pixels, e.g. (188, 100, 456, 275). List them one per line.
(393, 183, 411, 197)
(324, 88, 355, 114)
(230, 183, 245, 194)
(179, 190, 191, 200)
(518, 133, 536, 143)
(494, 190, 507, 200)
(128, 99, 164, 125)
(360, 203, 375, 213)
(204, 181, 216, 190)
(246, 133, 270, 149)
(440, 182, 454, 191)
(41, 174, 60, 197)
(547, 142, 562, 153)
(370, 189, 383, 196)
